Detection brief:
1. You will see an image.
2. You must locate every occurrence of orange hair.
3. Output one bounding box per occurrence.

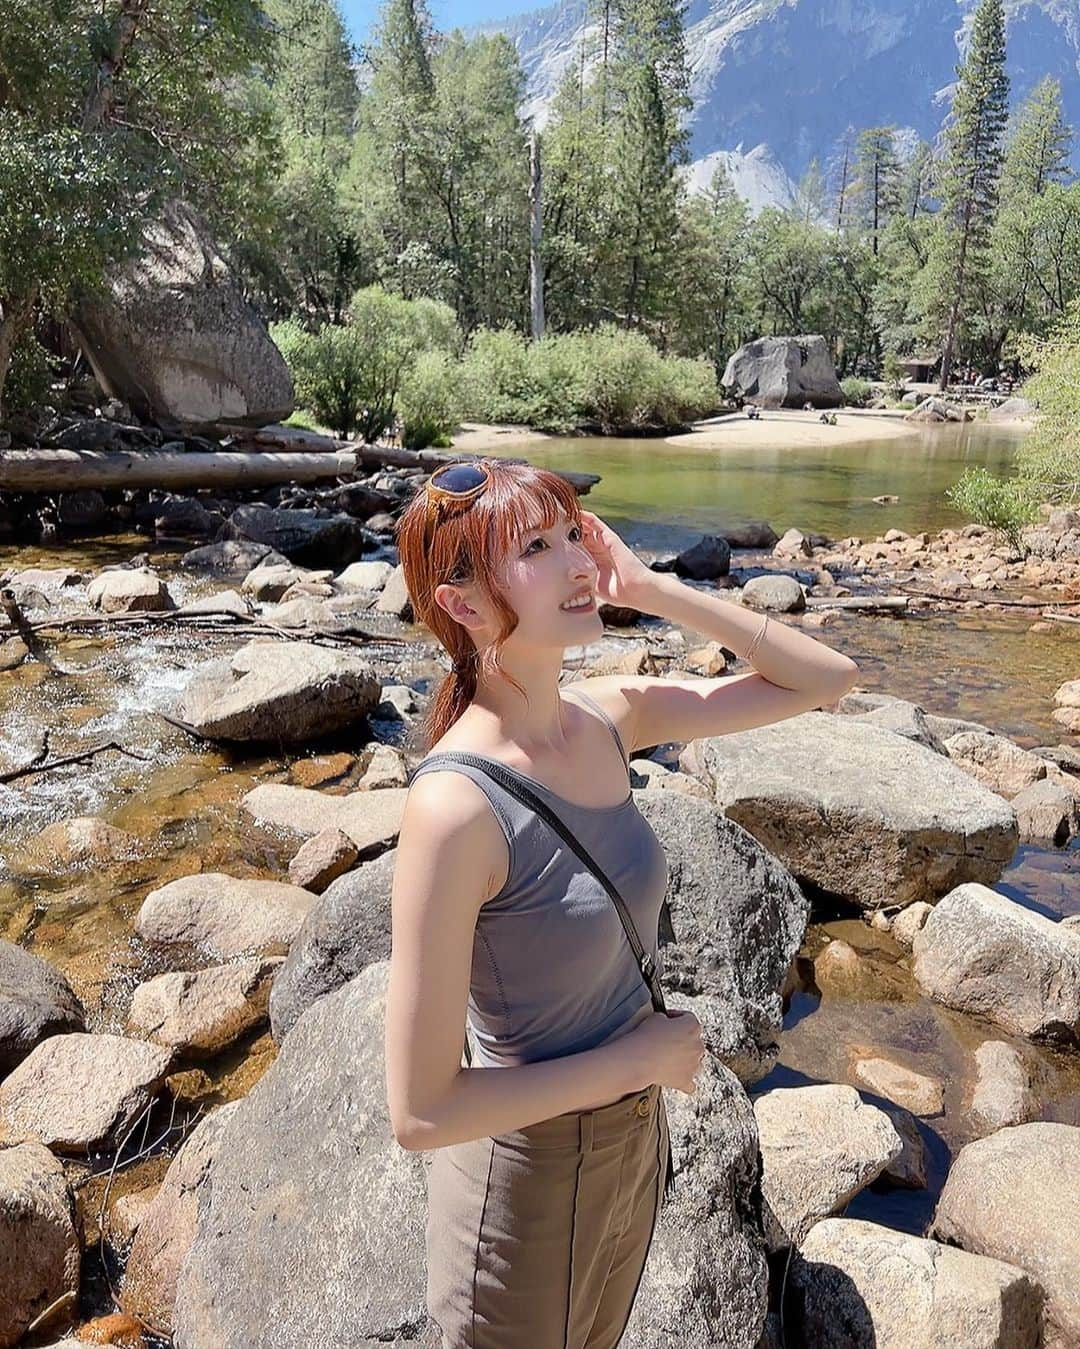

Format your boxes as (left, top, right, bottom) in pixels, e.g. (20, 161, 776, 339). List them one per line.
(395, 457, 584, 749)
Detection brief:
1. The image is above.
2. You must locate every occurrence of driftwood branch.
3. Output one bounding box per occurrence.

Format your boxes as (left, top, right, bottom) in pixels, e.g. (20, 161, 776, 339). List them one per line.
(1043, 610, 1080, 626)
(0, 608, 409, 647)
(0, 588, 67, 673)
(804, 595, 909, 612)
(0, 739, 153, 785)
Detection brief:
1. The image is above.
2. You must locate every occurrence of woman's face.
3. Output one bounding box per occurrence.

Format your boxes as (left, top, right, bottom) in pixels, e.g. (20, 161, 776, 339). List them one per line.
(490, 507, 603, 652)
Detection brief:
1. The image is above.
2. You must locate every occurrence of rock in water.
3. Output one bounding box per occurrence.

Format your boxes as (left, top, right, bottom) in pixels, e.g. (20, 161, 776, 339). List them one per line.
(0, 1143, 81, 1349)
(175, 638, 381, 743)
(722, 335, 843, 409)
(0, 941, 86, 1077)
(930, 1122, 1080, 1349)
(792, 1217, 1042, 1348)
(71, 202, 293, 432)
(680, 711, 1018, 910)
(173, 962, 769, 1349)
(225, 504, 367, 569)
(912, 883, 1080, 1042)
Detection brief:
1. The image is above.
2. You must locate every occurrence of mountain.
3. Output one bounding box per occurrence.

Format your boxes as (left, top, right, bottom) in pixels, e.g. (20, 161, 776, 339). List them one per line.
(488, 0, 1080, 211)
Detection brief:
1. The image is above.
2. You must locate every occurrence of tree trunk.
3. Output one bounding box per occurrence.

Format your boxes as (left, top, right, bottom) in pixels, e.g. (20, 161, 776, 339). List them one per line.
(0, 448, 360, 492)
(529, 129, 545, 340)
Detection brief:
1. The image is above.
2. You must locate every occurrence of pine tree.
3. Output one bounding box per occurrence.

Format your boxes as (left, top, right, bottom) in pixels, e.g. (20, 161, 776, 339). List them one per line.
(362, 0, 439, 290)
(1000, 76, 1072, 201)
(934, 0, 1010, 389)
(851, 127, 901, 255)
(673, 163, 750, 373)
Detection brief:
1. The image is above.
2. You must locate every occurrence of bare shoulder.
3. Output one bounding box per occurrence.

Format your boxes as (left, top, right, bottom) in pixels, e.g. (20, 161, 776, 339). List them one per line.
(399, 767, 510, 906)
(562, 674, 650, 751)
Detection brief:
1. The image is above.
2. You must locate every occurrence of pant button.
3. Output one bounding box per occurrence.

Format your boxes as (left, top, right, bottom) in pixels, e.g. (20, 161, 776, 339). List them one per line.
(635, 1095, 651, 1117)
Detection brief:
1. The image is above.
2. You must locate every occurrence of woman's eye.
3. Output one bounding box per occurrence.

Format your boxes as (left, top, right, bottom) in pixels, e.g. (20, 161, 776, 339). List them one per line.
(568, 525, 582, 541)
(524, 538, 545, 555)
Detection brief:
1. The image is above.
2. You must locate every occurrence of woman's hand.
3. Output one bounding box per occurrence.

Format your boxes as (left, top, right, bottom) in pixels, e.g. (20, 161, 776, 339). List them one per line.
(578, 510, 658, 610)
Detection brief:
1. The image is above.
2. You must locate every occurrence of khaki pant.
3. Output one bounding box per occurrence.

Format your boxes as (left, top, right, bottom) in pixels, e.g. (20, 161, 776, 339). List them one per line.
(424, 1081, 668, 1348)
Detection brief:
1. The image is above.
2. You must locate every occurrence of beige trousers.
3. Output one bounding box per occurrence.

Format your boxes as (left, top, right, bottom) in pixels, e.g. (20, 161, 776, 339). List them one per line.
(424, 1081, 668, 1349)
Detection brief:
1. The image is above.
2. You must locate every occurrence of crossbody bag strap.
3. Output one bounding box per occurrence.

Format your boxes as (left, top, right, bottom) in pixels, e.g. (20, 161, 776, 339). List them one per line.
(418, 751, 666, 1013)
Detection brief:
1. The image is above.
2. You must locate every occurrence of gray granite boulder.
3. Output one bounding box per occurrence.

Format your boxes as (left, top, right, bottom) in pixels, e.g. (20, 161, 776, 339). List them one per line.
(680, 712, 1019, 910)
(0, 1143, 81, 1349)
(225, 505, 367, 569)
(740, 573, 806, 612)
(931, 1123, 1080, 1349)
(912, 884, 1080, 1042)
(268, 850, 396, 1044)
(127, 959, 282, 1056)
(792, 1217, 1042, 1349)
(137, 874, 317, 959)
(174, 963, 768, 1349)
(635, 791, 809, 1083)
(120, 1102, 242, 1338)
(72, 202, 293, 432)
(241, 783, 407, 851)
(175, 638, 381, 743)
(722, 335, 842, 409)
(0, 1033, 173, 1153)
(753, 1085, 902, 1252)
(0, 941, 85, 1078)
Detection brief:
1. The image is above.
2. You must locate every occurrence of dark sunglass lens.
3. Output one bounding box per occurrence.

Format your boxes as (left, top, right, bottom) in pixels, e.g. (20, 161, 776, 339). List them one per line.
(433, 464, 487, 493)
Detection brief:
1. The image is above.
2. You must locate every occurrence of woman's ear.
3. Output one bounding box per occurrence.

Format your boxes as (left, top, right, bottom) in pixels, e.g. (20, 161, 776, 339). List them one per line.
(434, 581, 487, 634)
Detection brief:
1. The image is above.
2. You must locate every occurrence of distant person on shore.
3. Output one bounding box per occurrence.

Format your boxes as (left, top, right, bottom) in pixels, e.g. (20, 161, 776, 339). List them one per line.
(386, 457, 859, 1346)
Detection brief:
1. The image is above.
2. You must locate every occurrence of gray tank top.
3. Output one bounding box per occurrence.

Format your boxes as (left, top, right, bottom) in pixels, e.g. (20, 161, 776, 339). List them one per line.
(409, 687, 669, 1068)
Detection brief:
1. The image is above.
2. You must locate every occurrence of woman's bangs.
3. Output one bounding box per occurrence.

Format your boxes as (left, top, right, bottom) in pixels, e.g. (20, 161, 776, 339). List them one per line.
(494, 475, 582, 553)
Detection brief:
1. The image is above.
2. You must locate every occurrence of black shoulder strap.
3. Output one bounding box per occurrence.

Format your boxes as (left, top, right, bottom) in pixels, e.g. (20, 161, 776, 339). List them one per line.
(417, 750, 666, 1014)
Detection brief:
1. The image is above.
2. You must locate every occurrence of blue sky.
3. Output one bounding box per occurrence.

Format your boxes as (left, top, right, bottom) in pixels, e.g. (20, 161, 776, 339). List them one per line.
(342, 0, 536, 47)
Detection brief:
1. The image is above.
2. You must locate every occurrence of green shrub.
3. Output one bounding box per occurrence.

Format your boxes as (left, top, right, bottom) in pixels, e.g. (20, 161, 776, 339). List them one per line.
(398, 350, 460, 450)
(1016, 299, 1080, 508)
(881, 350, 907, 399)
(840, 377, 873, 407)
(460, 324, 719, 433)
(4, 330, 53, 417)
(945, 465, 1040, 553)
(270, 287, 461, 441)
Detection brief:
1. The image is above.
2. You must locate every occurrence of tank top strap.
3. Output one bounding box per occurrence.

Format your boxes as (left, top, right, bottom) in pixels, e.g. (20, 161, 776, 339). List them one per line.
(561, 684, 629, 773)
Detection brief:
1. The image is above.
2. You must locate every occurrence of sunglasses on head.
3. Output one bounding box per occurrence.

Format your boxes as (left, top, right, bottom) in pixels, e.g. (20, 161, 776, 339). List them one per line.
(423, 460, 493, 528)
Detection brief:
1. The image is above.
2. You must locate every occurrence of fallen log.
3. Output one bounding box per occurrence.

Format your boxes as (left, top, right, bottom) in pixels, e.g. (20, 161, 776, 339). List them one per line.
(0, 448, 359, 492)
(1043, 610, 1080, 626)
(804, 595, 909, 611)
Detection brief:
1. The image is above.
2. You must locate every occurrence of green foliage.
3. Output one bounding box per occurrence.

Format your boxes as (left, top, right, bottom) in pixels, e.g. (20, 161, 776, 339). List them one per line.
(398, 350, 461, 449)
(881, 351, 907, 397)
(4, 330, 54, 415)
(840, 378, 873, 407)
(1016, 299, 1080, 506)
(272, 286, 460, 439)
(460, 324, 718, 433)
(945, 465, 1039, 551)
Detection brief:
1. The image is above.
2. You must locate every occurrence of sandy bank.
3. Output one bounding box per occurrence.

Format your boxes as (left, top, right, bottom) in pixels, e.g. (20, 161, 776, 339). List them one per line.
(668, 409, 918, 452)
(450, 421, 554, 454)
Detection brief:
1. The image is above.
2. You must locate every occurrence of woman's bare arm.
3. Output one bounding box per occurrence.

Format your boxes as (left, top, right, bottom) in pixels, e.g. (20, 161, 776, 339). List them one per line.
(385, 773, 654, 1151)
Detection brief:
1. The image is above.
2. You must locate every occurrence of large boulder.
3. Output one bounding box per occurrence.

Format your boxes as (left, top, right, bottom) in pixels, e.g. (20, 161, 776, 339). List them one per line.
(120, 1102, 242, 1338)
(136, 874, 317, 960)
(930, 1123, 1080, 1349)
(792, 1217, 1042, 1349)
(0, 941, 86, 1078)
(174, 963, 769, 1349)
(0, 1143, 81, 1349)
(680, 712, 1019, 910)
(635, 791, 809, 1083)
(175, 638, 381, 743)
(241, 783, 407, 850)
(722, 335, 843, 409)
(225, 505, 367, 569)
(912, 883, 1080, 1042)
(752, 1085, 902, 1252)
(72, 202, 293, 432)
(126, 959, 282, 1056)
(0, 1033, 173, 1153)
(268, 850, 396, 1044)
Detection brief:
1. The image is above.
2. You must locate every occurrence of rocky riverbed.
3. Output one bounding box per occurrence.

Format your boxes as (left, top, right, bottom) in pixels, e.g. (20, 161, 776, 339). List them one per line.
(0, 467, 1078, 1348)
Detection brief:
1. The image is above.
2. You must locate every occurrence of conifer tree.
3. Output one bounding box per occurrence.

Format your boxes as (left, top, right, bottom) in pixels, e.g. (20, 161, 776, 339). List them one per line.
(933, 0, 1010, 388)
(851, 127, 901, 255)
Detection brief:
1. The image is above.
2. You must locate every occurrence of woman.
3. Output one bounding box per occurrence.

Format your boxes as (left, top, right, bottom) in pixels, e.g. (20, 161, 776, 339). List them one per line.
(385, 458, 859, 1348)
